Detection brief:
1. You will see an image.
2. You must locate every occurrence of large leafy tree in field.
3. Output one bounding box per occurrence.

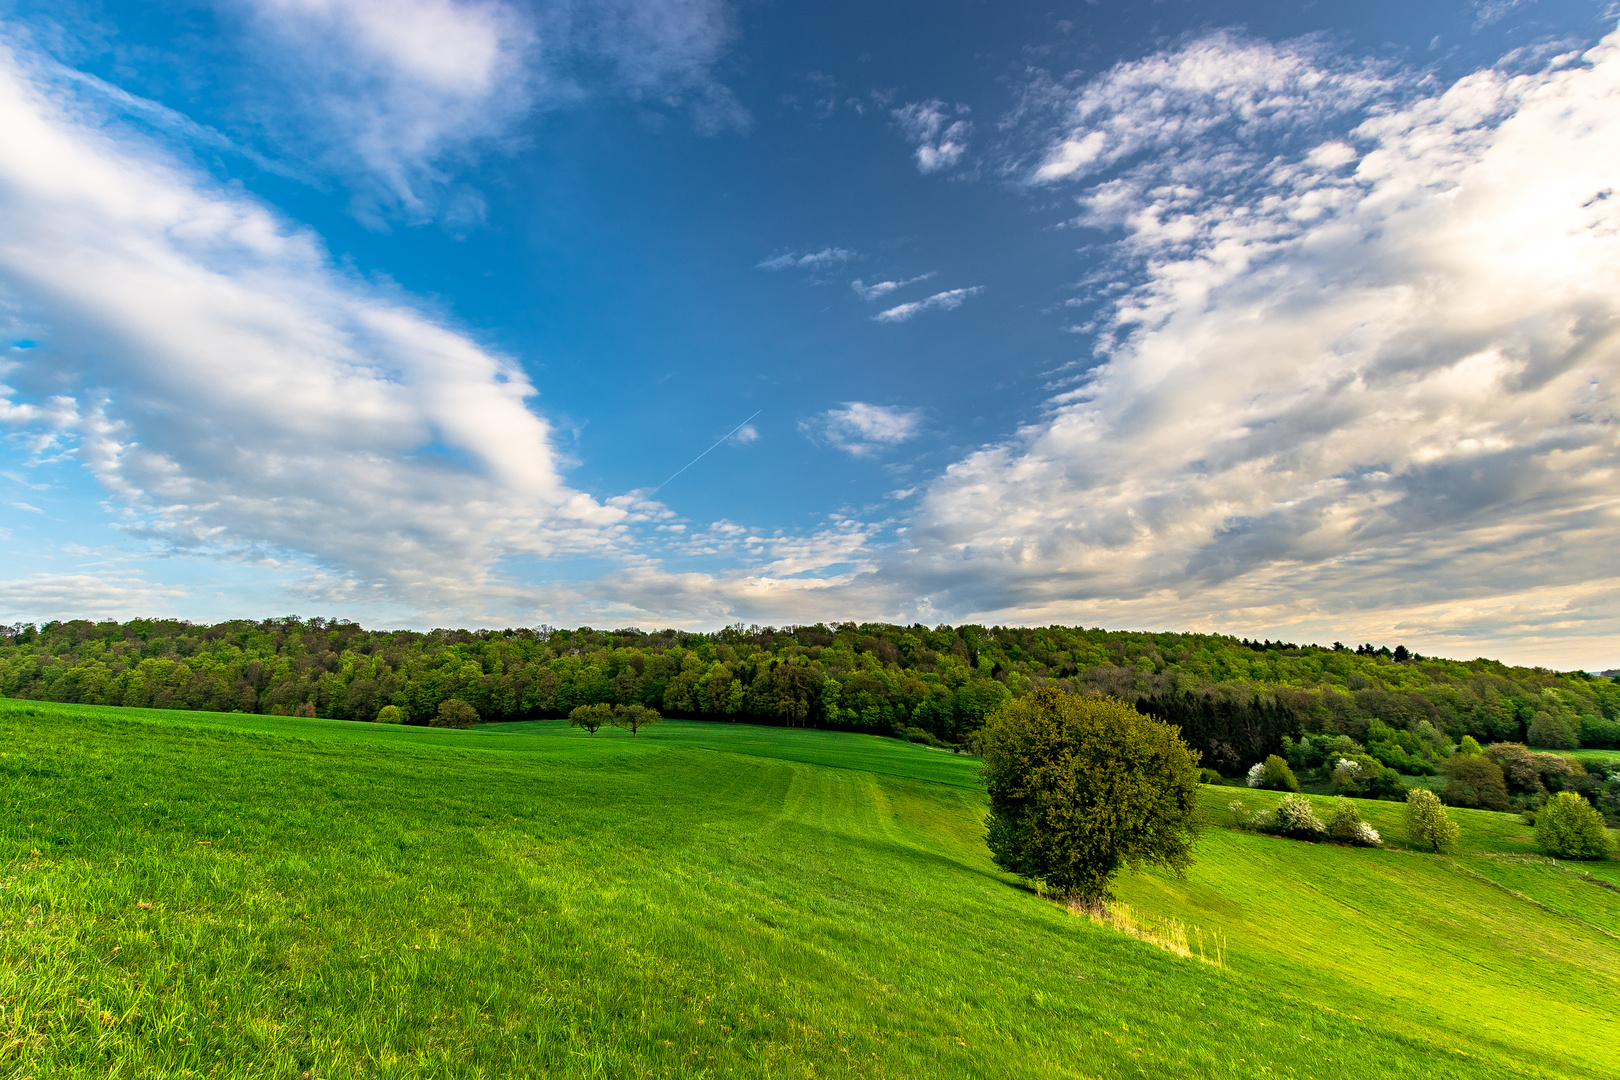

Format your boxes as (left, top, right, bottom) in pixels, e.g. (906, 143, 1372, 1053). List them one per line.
(980, 688, 1202, 902)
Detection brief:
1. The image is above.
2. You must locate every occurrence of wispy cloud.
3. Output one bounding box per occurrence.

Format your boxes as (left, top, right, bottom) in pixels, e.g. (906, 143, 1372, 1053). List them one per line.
(757, 247, 857, 271)
(893, 99, 972, 173)
(234, 0, 746, 223)
(801, 402, 923, 456)
(873, 286, 982, 323)
(851, 272, 935, 301)
(0, 37, 624, 610)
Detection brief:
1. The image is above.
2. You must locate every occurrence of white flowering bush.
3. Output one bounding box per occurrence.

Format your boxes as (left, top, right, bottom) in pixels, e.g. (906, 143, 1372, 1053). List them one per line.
(1331, 758, 1362, 787)
(1273, 794, 1326, 836)
(1246, 762, 1267, 788)
(1353, 821, 1382, 846)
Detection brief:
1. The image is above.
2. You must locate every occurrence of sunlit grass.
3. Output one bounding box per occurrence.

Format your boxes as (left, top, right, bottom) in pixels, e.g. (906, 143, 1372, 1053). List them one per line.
(2, 699, 1614, 1078)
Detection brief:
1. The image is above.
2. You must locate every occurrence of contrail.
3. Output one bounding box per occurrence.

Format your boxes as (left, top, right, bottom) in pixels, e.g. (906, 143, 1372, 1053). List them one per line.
(655, 410, 761, 492)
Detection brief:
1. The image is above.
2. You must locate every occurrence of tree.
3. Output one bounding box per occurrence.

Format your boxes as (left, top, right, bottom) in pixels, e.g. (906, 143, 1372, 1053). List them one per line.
(980, 688, 1202, 903)
(375, 704, 405, 724)
(1441, 753, 1510, 811)
(1404, 788, 1459, 852)
(1535, 791, 1616, 859)
(1458, 735, 1483, 756)
(433, 698, 479, 729)
(611, 703, 661, 737)
(1245, 754, 1299, 792)
(1528, 711, 1579, 750)
(570, 703, 612, 735)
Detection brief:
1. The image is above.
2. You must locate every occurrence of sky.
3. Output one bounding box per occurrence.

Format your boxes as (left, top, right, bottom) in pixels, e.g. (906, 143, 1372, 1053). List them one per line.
(1, 0, 1618, 667)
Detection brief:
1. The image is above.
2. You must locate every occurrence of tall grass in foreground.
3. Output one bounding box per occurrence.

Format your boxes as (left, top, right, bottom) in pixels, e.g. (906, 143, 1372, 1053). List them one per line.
(1, 700, 1615, 1078)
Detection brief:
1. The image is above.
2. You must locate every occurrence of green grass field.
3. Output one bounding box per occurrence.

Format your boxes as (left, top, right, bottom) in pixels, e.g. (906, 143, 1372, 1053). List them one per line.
(2, 700, 1615, 1079)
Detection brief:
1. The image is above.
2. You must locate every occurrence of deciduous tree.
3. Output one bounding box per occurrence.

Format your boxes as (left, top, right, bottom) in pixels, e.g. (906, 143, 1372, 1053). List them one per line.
(980, 688, 1202, 902)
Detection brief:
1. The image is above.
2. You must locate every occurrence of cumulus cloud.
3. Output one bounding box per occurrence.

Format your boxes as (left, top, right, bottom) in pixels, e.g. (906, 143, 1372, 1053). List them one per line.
(851, 272, 934, 301)
(235, 0, 744, 221)
(757, 246, 856, 271)
(802, 403, 923, 456)
(873, 286, 982, 323)
(893, 99, 972, 173)
(0, 38, 624, 612)
(887, 29, 1620, 658)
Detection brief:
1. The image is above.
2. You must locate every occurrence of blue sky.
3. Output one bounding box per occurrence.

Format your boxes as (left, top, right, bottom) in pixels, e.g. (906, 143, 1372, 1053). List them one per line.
(2, 0, 1619, 667)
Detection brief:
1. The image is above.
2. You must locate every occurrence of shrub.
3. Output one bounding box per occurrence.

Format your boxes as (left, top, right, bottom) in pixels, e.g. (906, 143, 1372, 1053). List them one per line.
(1404, 788, 1459, 853)
(1273, 794, 1326, 837)
(1325, 797, 1370, 845)
(1330, 758, 1365, 794)
(569, 703, 613, 735)
(980, 689, 1202, 902)
(1458, 735, 1483, 756)
(432, 698, 479, 729)
(1534, 791, 1617, 859)
(1441, 754, 1511, 811)
(1247, 755, 1299, 792)
(1363, 767, 1409, 802)
(374, 705, 405, 724)
(1199, 768, 1225, 785)
(1527, 711, 1579, 750)
(1228, 799, 1251, 829)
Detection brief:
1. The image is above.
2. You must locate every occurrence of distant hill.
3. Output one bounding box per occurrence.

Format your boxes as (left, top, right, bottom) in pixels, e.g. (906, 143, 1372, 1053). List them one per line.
(2, 617, 1617, 773)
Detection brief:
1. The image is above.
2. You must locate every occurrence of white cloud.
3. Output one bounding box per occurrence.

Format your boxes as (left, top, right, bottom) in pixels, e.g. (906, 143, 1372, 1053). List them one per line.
(757, 247, 856, 271)
(851, 272, 934, 301)
(0, 38, 624, 613)
(235, 0, 745, 222)
(893, 99, 971, 173)
(0, 571, 191, 621)
(802, 402, 923, 457)
(239, 0, 539, 222)
(8, 501, 42, 513)
(873, 286, 982, 323)
(885, 29, 1620, 661)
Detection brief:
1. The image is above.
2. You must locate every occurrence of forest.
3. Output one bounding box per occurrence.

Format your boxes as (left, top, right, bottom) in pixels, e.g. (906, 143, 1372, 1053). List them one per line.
(3, 617, 1617, 774)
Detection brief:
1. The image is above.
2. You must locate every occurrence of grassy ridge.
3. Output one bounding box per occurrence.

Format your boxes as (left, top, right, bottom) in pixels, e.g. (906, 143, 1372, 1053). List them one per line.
(2, 700, 1615, 1078)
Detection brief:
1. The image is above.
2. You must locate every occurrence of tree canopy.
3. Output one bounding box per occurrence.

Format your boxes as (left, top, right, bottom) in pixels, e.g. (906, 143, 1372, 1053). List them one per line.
(2, 617, 1617, 775)
(980, 689, 1202, 902)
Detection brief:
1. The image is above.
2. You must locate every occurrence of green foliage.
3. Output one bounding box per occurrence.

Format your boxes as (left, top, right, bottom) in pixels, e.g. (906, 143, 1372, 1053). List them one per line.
(432, 698, 480, 729)
(374, 704, 405, 724)
(1442, 753, 1511, 812)
(1405, 788, 1460, 853)
(4, 617, 1617, 766)
(568, 703, 612, 734)
(980, 689, 1202, 902)
(1529, 711, 1580, 750)
(1458, 735, 1483, 755)
(610, 703, 661, 736)
(1534, 791, 1617, 860)
(1248, 754, 1299, 791)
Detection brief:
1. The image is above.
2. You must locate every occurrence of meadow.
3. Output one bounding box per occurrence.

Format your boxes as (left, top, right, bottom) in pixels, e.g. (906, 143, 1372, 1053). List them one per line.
(1, 699, 1615, 1078)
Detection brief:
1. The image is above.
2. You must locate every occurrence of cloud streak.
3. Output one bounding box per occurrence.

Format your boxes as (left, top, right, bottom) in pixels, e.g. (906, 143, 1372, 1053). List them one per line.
(873, 286, 982, 323)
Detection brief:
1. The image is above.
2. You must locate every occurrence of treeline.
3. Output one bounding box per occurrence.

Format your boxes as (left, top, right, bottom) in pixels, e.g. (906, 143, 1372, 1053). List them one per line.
(2, 617, 1618, 772)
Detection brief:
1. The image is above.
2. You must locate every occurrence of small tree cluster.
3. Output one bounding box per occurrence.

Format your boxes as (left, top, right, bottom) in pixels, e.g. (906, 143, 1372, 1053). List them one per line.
(1228, 794, 1379, 846)
(1246, 755, 1299, 791)
(374, 704, 405, 724)
(569, 703, 662, 736)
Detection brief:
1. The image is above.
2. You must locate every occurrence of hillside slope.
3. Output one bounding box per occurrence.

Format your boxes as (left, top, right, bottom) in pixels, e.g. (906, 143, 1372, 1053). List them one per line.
(2, 701, 1615, 1078)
